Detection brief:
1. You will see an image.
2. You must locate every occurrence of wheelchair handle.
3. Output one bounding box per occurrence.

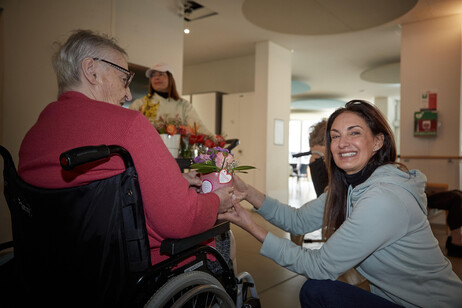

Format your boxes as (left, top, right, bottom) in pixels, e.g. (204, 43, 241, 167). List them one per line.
(225, 139, 239, 151)
(60, 145, 111, 170)
(292, 150, 324, 158)
(292, 151, 312, 158)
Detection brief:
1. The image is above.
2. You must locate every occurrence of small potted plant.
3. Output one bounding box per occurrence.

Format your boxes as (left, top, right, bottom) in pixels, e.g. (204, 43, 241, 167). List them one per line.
(190, 147, 255, 193)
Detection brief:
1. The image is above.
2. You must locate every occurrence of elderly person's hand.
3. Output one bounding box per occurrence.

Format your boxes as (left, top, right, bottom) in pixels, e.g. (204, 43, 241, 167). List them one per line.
(182, 170, 202, 189)
(213, 186, 235, 214)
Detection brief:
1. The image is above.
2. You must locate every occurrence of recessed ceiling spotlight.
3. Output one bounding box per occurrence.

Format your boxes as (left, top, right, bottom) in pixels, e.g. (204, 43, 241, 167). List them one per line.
(184, 28, 190, 34)
(290, 49, 295, 53)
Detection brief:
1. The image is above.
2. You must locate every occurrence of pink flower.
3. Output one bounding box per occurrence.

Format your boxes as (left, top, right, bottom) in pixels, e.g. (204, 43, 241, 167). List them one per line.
(214, 152, 225, 168)
(214, 152, 235, 169)
(224, 154, 234, 167)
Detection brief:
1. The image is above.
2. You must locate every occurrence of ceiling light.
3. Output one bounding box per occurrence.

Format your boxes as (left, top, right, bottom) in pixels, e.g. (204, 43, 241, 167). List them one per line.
(184, 28, 190, 34)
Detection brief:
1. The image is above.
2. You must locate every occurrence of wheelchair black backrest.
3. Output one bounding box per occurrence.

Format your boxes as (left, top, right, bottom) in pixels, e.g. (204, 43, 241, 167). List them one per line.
(0, 145, 151, 307)
(309, 157, 328, 197)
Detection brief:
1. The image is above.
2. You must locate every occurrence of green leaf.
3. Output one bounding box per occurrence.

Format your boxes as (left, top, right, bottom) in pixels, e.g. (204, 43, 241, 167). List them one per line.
(232, 165, 256, 171)
(190, 163, 220, 173)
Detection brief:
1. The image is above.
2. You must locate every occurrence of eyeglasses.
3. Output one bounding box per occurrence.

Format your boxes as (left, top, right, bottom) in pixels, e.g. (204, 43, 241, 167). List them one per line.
(93, 57, 135, 88)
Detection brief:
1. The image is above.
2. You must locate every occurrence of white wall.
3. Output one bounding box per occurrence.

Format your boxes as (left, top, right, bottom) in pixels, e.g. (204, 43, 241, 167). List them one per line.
(222, 92, 258, 190)
(183, 55, 255, 95)
(374, 96, 401, 154)
(116, 0, 184, 93)
(0, 0, 184, 243)
(400, 14, 462, 189)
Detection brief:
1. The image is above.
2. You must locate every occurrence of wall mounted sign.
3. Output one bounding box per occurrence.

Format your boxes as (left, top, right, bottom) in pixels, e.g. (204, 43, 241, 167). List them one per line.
(414, 110, 438, 136)
(274, 119, 284, 145)
(421, 90, 437, 110)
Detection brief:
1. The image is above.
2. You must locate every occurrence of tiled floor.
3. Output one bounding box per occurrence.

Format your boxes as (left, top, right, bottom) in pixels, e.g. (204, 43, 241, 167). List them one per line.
(232, 177, 462, 307)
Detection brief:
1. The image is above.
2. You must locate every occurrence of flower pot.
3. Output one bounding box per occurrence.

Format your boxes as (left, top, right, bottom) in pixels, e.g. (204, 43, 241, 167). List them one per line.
(200, 170, 233, 193)
(160, 134, 181, 158)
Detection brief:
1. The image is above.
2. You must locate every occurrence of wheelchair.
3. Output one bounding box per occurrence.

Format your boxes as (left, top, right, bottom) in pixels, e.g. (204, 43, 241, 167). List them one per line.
(0, 144, 259, 307)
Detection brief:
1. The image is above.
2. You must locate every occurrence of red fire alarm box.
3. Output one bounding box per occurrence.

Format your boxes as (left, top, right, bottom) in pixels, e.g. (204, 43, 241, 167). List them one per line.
(414, 111, 438, 136)
(421, 91, 437, 110)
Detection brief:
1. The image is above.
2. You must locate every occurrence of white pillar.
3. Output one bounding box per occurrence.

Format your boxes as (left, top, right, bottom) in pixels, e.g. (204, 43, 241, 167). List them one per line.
(254, 41, 292, 202)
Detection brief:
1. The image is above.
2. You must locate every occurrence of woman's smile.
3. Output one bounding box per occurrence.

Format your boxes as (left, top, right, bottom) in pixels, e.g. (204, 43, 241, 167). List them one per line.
(330, 112, 383, 175)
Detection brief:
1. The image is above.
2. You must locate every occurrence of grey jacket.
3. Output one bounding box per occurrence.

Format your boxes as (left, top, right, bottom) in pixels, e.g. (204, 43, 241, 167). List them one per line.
(259, 164, 462, 307)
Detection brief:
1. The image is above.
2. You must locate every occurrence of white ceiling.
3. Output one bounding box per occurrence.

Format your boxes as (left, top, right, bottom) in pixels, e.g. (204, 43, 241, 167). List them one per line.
(182, 0, 462, 110)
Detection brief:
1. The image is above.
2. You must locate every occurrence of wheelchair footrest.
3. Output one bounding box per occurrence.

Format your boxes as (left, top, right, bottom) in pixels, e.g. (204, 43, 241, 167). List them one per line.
(236, 271, 260, 308)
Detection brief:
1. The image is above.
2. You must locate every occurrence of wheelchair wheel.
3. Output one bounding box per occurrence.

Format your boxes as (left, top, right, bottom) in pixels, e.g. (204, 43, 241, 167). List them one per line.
(170, 284, 234, 307)
(144, 271, 235, 308)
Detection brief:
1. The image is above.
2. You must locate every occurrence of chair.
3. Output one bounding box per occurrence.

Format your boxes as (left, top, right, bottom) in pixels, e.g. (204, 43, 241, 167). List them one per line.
(425, 182, 450, 233)
(0, 144, 259, 307)
(426, 182, 449, 196)
(289, 163, 298, 177)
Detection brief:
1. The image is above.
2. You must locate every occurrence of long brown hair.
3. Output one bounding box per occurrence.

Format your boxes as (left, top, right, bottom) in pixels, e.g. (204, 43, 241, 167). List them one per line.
(322, 100, 398, 240)
(148, 71, 181, 100)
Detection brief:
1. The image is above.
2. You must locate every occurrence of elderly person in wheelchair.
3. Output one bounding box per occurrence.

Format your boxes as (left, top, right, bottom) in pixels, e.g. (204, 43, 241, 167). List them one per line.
(1, 29, 259, 307)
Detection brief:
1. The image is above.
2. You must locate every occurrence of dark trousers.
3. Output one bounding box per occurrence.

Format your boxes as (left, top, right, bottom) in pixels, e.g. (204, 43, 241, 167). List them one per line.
(427, 190, 462, 230)
(299, 279, 402, 308)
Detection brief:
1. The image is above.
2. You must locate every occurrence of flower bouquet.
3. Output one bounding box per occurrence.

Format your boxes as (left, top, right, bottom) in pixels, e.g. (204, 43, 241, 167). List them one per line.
(139, 108, 231, 159)
(179, 122, 227, 159)
(190, 147, 255, 193)
(154, 115, 190, 158)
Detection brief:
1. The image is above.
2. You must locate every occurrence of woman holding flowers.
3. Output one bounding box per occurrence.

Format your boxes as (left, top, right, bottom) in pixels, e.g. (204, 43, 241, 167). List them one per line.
(129, 62, 212, 136)
(219, 100, 462, 307)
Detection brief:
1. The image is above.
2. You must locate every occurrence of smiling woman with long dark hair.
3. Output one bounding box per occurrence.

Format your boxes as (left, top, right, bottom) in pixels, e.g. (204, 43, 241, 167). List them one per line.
(219, 100, 462, 308)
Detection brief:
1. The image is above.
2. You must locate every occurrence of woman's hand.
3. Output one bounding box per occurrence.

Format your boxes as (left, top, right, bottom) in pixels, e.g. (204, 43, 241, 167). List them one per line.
(231, 175, 249, 202)
(218, 202, 268, 243)
(232, 175, 266, 209)
(183, 170, 202, 188)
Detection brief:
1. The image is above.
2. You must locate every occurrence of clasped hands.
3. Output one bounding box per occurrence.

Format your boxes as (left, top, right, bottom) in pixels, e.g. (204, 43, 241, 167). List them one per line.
(217, 176, 254, 232)
(183, 172, 251, 229)
(182, 171, 237, 208)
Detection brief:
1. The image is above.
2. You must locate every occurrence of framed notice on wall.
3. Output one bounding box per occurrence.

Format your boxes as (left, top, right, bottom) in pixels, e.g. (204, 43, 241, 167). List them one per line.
(274, 119, 284, 145)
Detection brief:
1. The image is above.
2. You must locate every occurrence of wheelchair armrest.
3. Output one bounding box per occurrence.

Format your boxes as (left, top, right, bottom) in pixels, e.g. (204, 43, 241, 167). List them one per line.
(160, 220, 230, 256)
